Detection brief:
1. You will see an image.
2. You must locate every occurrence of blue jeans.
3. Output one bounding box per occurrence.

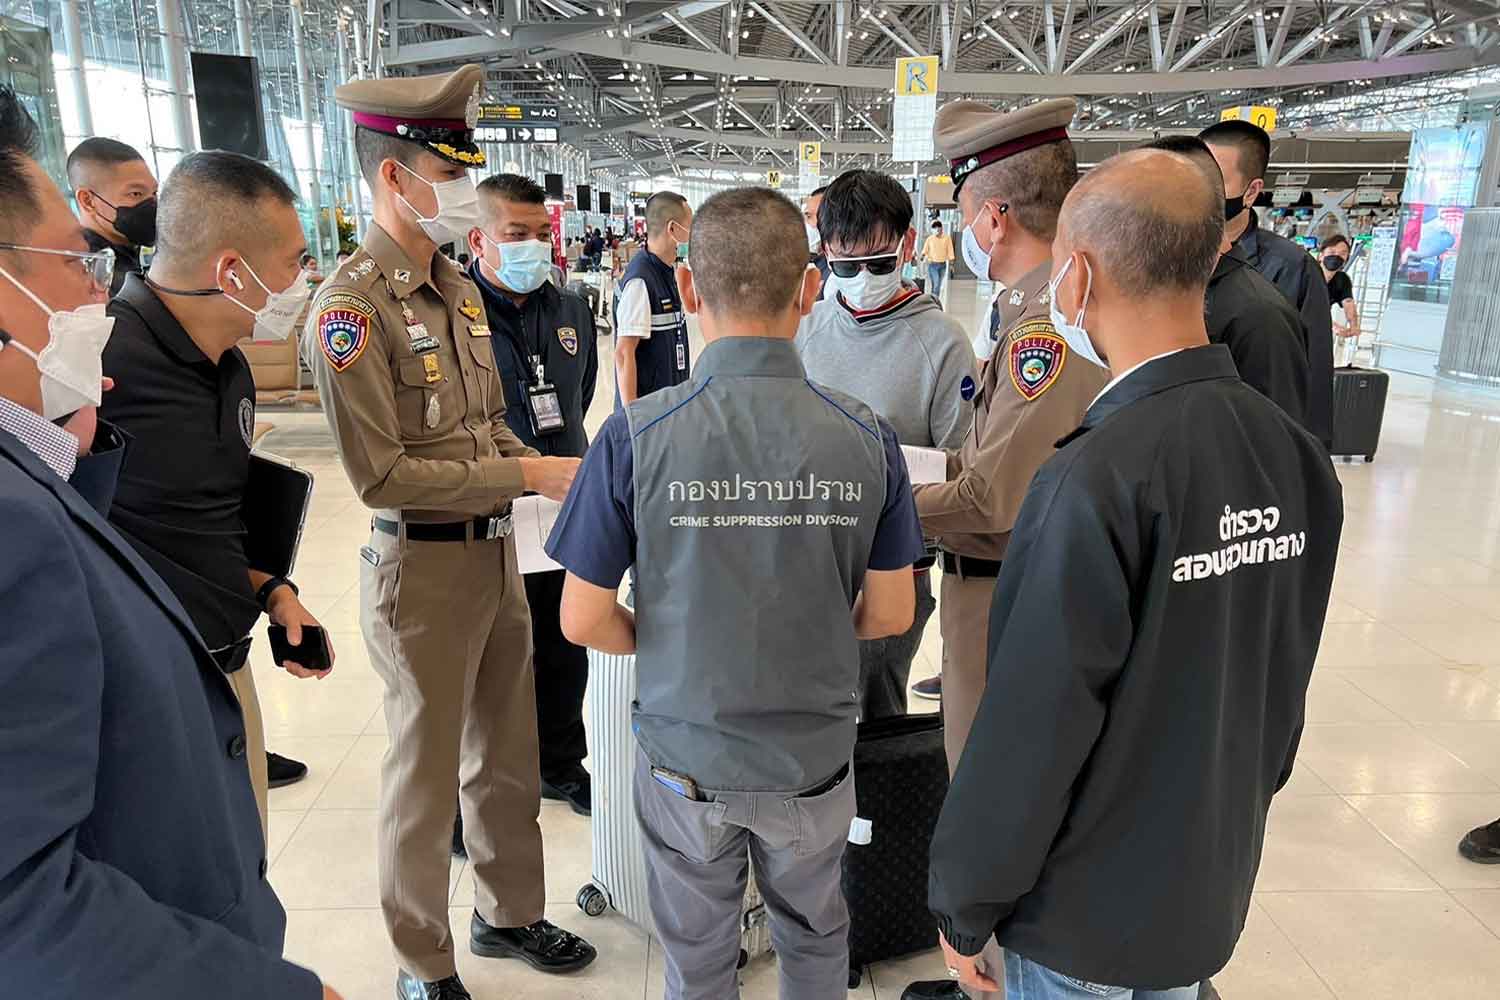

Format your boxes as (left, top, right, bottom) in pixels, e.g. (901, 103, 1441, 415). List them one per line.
(1005, 953, 1200, 1000)
(928, 263, 946, 299)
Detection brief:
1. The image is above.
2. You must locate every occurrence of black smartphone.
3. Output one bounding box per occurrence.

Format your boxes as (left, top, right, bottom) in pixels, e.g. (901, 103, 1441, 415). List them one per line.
(267, 624, 331, 671)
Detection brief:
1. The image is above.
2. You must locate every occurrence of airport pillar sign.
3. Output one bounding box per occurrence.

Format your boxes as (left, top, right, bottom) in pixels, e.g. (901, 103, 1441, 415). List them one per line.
(798, 141, 822, 192)
(893, 55, 939, 163)
(1220, 105, 1277, 131)
(767, 169, 782, 189)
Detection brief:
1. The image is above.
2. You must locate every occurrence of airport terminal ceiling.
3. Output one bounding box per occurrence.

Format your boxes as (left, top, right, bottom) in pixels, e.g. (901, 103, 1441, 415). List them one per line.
(356, 0, 1500, 177)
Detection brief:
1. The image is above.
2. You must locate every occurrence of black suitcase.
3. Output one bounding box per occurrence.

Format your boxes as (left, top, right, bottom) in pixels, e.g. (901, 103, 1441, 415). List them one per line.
(1330, 365, 1389, 462)
(842, 713, 948, 987)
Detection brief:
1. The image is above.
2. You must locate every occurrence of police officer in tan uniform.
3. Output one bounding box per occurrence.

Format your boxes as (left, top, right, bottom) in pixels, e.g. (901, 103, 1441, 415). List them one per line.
(308, 65, 596, 1000)
(903, 99, 1108, 1000)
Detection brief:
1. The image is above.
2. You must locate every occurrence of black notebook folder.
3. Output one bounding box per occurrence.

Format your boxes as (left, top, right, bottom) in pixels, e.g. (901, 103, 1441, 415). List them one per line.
(243, 451, 314, 578)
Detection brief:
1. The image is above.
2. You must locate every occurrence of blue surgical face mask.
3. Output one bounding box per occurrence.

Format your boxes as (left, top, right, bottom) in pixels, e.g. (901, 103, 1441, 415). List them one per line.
(1047, 256, 1107, 369)
(484, 235, 552, 294)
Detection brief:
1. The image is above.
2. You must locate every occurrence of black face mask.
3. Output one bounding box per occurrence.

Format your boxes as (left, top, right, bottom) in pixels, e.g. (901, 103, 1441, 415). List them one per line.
(1224, 194, 1246, 221)
(96, 195, 158, 248)
(1323, 254, 1346, 271)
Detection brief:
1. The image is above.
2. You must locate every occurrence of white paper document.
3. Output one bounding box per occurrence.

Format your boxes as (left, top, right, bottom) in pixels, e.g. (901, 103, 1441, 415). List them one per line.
(901, 445, 948, 485)
(513, 495, 564, 575)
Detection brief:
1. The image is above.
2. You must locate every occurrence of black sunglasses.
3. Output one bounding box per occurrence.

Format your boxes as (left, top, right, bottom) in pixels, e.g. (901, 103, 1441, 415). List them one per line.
(827, 252, 902, 279)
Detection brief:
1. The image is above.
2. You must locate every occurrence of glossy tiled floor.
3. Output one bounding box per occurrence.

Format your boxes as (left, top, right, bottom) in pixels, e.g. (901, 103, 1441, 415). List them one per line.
(254, 281, 1500, 998)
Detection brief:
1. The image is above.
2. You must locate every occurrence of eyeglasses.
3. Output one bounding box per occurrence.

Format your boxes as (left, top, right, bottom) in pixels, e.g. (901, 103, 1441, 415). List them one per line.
(0, 243, 115, 290)
(827, 252, 902, 279)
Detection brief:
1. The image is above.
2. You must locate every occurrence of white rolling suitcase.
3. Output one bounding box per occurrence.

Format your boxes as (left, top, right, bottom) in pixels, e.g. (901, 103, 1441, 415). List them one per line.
(575, 649, 774, 967)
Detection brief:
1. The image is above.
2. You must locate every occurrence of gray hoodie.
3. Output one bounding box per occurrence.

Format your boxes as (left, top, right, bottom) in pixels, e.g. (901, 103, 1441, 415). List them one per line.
(795, 286, 976, 450)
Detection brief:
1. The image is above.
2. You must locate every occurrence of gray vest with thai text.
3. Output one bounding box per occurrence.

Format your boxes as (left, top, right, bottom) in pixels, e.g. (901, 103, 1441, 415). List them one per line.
(625, 337, 886, 792)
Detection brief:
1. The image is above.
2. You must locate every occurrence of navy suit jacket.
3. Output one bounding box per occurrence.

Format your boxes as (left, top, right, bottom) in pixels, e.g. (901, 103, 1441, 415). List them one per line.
(0, 427, 321, 999)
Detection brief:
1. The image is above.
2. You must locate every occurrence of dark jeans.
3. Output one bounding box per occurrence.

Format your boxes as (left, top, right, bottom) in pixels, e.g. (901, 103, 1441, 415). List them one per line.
(525, 569, 589, 780)
(856, 569, 936, 720)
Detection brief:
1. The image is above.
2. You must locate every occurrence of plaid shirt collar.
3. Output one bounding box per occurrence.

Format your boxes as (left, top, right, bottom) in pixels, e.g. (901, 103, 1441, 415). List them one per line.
(0, 395, 78, 479)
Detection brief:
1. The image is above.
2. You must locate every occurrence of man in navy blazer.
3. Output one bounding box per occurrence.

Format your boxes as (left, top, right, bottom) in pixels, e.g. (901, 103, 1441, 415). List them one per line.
(0, 88, 338, 999)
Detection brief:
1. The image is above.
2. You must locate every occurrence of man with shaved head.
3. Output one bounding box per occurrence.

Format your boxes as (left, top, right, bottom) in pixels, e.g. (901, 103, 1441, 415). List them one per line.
(550, 186, 924, 999)
(67, 137, 157, 294)
(1144, 135, 1310, 427)
(99, 150, 330, 826)
(928, 149, 1343, 1000)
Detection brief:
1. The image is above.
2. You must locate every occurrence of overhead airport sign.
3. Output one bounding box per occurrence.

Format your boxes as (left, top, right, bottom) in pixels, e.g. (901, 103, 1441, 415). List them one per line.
(477, 102, 560, 124)
(1219, 105, 1277, 131)
(893, 55, 939, 163)
(475, 125, 559, 144)
(798, 141, 822, 166)
(798, 141, 821, 193)
(767, 169, 782, 189)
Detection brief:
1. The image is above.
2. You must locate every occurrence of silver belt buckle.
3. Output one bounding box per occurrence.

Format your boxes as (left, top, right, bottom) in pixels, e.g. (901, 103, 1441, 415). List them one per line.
(483, 514, 513, 540)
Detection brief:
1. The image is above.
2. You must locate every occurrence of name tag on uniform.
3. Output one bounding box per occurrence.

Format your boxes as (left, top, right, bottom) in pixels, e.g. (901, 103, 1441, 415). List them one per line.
(468, 324, 491, 337)
(406, 322, 439, 355)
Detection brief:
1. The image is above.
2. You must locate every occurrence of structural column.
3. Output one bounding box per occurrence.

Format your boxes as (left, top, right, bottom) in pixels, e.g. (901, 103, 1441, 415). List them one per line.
(156, 0, 196, 153)
(61, 0, 93, 137)
(337, 22, 366, 239)
(234, 0, 253, 56)
(291, 0, 328, 257)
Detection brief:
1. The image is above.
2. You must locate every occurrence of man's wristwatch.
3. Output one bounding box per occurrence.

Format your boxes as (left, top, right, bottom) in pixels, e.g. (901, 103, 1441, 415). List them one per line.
(256, 576, 299, 611)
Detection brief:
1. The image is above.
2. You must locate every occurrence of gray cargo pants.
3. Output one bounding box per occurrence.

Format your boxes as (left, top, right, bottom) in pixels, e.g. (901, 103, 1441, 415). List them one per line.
(634, 748, 856, 1000)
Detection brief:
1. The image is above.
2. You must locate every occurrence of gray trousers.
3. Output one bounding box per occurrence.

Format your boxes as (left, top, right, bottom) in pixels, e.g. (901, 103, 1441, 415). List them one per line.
(634, 749, 856, 1000)
(857, 568, 936, 720)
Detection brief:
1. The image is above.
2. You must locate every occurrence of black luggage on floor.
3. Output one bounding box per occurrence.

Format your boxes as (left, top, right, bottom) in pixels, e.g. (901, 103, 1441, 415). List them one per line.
(912, 276, 926, 292)
(1330, 365, 1389, 462)
(842, 713, 948, 987)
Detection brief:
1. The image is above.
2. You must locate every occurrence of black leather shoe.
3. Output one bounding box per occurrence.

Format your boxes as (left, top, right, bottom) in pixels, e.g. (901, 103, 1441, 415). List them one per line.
(470, 913, 597, 973)
(266, 751, 308, 789)
(902, 981, 965, 1000)
(1460, 817, 1500, 863)
(541, 766, 592, 816)
(396, 971, 471, 1000)
(451, 809, 467, 860)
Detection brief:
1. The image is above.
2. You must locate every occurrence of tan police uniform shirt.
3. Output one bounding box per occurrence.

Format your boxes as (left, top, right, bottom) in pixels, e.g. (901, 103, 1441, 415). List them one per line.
(308, 223, 538, 522)
(915, 260, 1108, 560)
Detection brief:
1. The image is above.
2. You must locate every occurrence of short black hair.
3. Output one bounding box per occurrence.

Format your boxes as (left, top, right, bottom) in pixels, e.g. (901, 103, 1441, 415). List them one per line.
(477, 173, 546, 206)
(817, 169, 911, 252)
(0, 87, 40, 248)
(354, 126, 421, 183)
(1199, 120, 1272, 181)
(66, 136, 146, 190)
(931, 220, 943, 229)
(963, 138, 1078, 241)
(690, 187, 806, 318)
(809, 184, 829, 198)
(1320, 233, 1351, 251)
(155, 150, 298, 263)
(646, 190, 689, 237)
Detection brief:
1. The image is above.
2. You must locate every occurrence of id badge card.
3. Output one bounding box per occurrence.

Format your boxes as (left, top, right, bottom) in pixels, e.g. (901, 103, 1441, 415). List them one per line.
(675, 333, 687, 372)
(525, 381, 566, 437)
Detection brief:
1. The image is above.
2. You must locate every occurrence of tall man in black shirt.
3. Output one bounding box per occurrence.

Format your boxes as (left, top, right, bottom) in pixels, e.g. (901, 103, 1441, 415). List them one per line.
(930, 150, 1342, 999)
(67, 138, 158, 295)
(100, 151, 332, 838)
(465, 173, 599, 816)
(1201, 120, 1334, 447)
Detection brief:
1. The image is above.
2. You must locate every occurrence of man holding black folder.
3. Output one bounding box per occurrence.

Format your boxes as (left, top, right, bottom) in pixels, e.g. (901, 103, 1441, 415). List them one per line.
(100, 151, 333, 836)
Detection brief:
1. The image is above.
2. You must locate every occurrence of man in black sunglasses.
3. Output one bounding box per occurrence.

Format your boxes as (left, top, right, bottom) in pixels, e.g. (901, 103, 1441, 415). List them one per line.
(796, 169, 975, 721)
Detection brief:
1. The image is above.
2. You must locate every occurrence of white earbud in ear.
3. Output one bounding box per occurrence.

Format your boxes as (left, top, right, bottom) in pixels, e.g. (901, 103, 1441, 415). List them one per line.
(227, 271, 244, 290)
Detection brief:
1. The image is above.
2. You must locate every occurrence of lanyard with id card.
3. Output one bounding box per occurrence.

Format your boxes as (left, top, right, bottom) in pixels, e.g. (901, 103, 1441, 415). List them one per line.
(524, 356, 566, 437)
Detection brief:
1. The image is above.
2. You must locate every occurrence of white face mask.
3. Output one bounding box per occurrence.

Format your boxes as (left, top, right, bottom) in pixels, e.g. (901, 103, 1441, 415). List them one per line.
(826, 260, 904, 312)
(0, 263, 115, 420)
(805, 222, 822, 254)
(225, 258, 310, 341)
(962, 223, 992, 280)
(1047, 255, 1107, 369)
(396, 162, 481, 245)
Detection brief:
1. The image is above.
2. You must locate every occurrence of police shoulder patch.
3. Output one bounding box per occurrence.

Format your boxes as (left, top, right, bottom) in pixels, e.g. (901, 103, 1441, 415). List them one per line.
(1008, 319, 1067, 402)
(557, 326, 579, 356)
(317, 291, 376, 373)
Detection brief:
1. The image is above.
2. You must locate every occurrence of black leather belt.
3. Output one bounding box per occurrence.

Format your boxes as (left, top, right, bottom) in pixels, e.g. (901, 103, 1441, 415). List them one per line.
(941, 550, 1003, 579)
(209, 636, 253, 675)
(373, 513, 513, 542)
(799, 763, 850, 798)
